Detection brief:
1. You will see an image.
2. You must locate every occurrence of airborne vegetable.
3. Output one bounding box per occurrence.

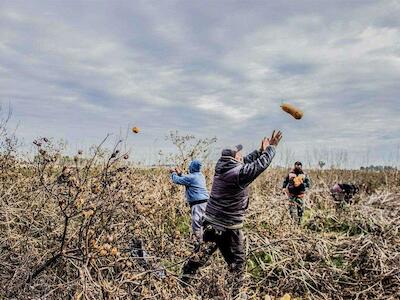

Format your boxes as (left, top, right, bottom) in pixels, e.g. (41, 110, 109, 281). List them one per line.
(281, 103, 303, 120)
(132, 127, 140, 133)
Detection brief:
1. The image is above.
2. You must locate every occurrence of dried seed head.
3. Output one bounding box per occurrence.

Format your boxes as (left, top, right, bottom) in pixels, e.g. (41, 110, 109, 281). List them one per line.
(111, 247, 119, 256)
(126, 261, 133, 268)
(103, 243, 112, 251)
(91, 184, 100, 194)
(62, 166, 72, 176)
(83, 210, 94, 218)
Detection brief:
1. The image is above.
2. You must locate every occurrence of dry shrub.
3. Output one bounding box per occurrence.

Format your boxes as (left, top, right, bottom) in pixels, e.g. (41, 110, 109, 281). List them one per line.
(0, 136, 399, 299)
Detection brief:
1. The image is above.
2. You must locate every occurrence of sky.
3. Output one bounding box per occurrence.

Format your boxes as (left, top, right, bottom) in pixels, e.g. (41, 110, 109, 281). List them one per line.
(1, 0, 399, 167)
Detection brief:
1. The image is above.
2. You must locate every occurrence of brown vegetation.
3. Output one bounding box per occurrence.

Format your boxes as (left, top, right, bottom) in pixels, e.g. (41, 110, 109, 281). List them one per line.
(0, 126, 399, 299)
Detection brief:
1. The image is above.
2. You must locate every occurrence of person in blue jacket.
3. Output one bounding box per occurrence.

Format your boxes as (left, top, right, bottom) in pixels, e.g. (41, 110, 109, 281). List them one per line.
(170, 160, 209, 243)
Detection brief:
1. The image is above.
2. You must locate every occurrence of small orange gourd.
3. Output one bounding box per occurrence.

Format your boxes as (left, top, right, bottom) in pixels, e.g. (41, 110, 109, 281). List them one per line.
(281, 103, 303, 120)
(132, 127, 140, 133)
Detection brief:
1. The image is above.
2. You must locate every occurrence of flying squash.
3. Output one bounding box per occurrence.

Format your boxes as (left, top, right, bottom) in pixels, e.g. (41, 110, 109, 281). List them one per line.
(281, 103, 303, 120)
(132, 127, 140, 134)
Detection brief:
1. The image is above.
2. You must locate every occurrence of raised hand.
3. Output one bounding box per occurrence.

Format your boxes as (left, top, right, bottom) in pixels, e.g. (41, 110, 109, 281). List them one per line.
(175, 166, 183, 175)
(269, 130, 283, 146)
(260, 137, 270, 152)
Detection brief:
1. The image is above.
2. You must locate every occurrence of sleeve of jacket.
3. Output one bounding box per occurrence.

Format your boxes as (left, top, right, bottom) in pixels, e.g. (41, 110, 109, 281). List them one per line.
(238, 146, 276, 188)
(304, 175, 311, 189)
(243, 150, 261, 164)
(171, 173, 192, 186)
(282, 175, 289, 188)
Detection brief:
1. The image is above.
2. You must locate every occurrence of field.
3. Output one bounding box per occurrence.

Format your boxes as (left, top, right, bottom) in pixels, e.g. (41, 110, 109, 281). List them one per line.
(0, 138, 399, 300)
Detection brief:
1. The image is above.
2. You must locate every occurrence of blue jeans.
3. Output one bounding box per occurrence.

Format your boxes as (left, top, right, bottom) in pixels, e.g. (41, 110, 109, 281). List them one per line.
(191, 202, 207, 241)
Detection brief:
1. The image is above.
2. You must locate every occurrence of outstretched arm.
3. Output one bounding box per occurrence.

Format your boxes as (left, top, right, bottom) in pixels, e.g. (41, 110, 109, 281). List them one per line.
(238, 130, 282, 187)
(239, 146, 276, 187)
(243, 150, 261, 163)
(243, 136, 276, 163)
(304, 175, 311, 189)
(170, 173, 191, 186)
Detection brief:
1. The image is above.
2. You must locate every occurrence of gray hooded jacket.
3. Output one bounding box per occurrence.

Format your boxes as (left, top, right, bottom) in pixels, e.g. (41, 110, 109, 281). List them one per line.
(205, 146, 276, 228)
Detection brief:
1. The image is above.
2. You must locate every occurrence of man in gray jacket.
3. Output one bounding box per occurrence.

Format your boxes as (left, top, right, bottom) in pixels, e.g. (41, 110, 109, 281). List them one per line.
(181, 130, 282, 299)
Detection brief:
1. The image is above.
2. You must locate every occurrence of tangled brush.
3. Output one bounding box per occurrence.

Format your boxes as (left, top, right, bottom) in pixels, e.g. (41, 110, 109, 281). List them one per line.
(0, 138, 399, 299)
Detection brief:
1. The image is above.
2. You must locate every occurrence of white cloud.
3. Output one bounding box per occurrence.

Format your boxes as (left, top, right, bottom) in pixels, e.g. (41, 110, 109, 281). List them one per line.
(195, 95, 257, 122)
(0, 0, 399, 166)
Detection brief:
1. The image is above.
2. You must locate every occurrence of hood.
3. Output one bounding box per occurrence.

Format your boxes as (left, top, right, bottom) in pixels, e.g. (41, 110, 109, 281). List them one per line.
(331, 183, 342, 193)
(189, 160, 202, 173)
(215, 156, 241, 175)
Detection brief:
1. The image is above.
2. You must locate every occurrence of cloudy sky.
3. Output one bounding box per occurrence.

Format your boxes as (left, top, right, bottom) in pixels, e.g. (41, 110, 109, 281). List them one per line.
(1, 0, 399, 167)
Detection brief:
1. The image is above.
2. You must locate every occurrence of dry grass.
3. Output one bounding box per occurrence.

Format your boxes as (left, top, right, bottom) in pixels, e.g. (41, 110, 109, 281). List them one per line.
(0, 143, 399, 299)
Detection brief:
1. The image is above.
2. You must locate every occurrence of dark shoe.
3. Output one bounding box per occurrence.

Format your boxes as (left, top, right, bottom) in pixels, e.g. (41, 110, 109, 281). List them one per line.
(179, 274, 193, 288)
(193, 241, 201, 253)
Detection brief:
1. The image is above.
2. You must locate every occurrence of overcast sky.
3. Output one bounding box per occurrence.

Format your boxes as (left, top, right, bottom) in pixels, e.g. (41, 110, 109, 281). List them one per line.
(1, 0, 399, 167)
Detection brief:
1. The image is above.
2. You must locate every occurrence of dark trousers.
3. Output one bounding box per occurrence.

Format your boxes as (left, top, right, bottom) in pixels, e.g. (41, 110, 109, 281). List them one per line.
(181, 221, 245, 296)
(288, 196, 304, 225)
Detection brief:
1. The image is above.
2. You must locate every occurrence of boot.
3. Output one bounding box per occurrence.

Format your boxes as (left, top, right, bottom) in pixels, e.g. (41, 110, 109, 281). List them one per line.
(227, 266, 245, 299)
(180, 259, 201, 287)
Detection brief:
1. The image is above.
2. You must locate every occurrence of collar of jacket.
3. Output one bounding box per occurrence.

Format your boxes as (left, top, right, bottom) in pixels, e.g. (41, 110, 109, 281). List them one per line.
(220, 156, 243, 164)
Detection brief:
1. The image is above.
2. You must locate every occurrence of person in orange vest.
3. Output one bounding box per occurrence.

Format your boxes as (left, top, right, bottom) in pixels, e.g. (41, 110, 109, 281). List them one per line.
(282, 161, 311, 224)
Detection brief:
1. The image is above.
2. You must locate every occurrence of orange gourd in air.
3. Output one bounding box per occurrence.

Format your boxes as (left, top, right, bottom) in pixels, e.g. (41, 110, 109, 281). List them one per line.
(132, 127, 140, 134)
(281, 103, 303, 120)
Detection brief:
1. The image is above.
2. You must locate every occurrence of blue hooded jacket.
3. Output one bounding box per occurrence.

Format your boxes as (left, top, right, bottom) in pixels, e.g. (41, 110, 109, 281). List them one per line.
(171, 160, 209, 203)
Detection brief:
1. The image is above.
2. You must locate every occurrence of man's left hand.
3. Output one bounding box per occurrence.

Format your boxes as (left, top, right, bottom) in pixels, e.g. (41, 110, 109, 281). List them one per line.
(260, 137, 270, 152)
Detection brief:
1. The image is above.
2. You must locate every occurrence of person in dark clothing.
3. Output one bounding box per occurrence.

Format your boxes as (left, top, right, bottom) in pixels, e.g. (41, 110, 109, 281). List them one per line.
(181, 130, 282, 299)
(331, 183, 359, 209)
(282, 161, 311, 224)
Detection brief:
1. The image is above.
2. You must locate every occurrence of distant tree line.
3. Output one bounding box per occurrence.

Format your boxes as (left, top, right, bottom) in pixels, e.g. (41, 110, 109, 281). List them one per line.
(360, 165, 398, 171)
